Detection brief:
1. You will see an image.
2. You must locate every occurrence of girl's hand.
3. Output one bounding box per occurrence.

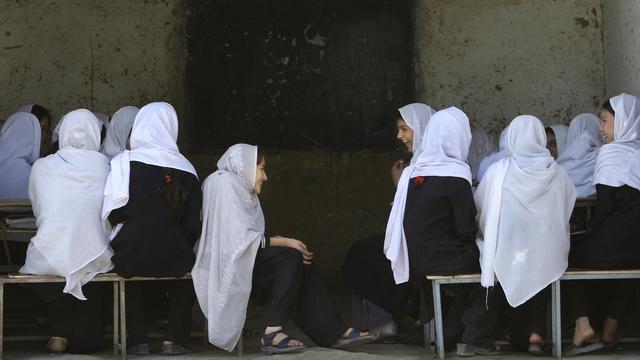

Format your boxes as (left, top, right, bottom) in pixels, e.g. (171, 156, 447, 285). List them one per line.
(270, 236, 314, 264)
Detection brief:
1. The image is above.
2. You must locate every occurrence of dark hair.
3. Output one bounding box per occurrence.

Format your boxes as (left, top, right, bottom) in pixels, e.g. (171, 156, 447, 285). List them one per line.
(30, 104, 51, 123)
(257, 148, 266, 165)
(162, 168, 188, 209)
(545, 127, 554, 135)
(393, 109, 403, 122)
(602, 99, 615, 116)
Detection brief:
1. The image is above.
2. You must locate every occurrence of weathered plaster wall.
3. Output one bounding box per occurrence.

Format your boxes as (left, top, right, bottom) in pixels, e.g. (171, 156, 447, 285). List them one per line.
(414, 0, 605, 136)
(602, 0, 640, 97)
(0, 0, 185, 126)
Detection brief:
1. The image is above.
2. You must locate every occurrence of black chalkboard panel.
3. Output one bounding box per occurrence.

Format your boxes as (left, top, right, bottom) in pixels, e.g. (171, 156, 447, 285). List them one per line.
(185, 0, 413, 151)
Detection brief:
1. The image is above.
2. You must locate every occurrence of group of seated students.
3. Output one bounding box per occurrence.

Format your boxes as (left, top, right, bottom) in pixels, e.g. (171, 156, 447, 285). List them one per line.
(0, 102, 375, 356)
(0, 93, 637, 357)
(343, 93, 640, 357)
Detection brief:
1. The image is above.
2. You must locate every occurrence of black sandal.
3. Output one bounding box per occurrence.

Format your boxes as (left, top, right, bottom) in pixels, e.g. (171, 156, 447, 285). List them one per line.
(260, 330, 306, 355)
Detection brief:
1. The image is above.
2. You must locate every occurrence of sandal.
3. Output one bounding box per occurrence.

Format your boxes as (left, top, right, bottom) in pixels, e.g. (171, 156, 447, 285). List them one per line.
(332, 329, 376, 349)
(563, 340, 605, 357)
(260, 330, 306, 355)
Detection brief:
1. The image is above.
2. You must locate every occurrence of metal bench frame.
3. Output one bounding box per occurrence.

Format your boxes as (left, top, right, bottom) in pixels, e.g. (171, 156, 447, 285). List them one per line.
(427, 269, 640, 359)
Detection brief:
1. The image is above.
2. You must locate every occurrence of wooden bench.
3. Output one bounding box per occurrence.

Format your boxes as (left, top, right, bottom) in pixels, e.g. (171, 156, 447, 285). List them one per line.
(0, 272, 242, 359)
(426, 269, 640, 359)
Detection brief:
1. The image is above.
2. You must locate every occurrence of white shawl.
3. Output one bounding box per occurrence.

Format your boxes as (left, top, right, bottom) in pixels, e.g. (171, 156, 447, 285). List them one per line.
(558, 114, 603, 197)
(477, 127, 508, 182)
(398, 103, 435, 160)
(384, 107, 472, 284)
(20, 109, 113, 300)
(593, 93, 640, 189)
(549, 124, 569, 157)
(102, 102, 197, 223)
(475, 115, 576, 307)
(101, 106, 139, 159)
(192, 144, 264, 351)
(468, 129, 496, 179)
(0, 113, 41, 200)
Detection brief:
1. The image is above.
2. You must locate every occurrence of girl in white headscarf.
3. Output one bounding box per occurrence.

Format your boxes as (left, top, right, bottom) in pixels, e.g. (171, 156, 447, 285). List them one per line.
(545, 124, 569, 159)
(20, 109, 112, 354)
(194, 144, 374, 354)
(564, 94, 640, 355)
(100, 106, 139, 159)
(385, 107, 500, 356)
(0, 113, 41, 200)
(477, 127, 509, 182)
(102, 102, 202, 356)
(343, 103, 434, 338)
(17, 104, 53, 155)
(468, 129, 496, 180)
(557, 113, 603, 197)
(475, 115, 576, 355)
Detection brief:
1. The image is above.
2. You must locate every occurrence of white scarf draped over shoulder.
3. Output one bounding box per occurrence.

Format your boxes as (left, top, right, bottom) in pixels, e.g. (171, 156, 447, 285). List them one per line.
(192, 144, 264, 351)
(384, 106, 472, 284)
(0, 112, 41, 200)
(558, 113, 603, 197)
(475, 115, 576, 307)
(593, 93, 640, 190)
(20, 109, 113, 300)
(398, 103, 435, 161)
(101, 106, 139, 159)
(102, 102, 197, 224)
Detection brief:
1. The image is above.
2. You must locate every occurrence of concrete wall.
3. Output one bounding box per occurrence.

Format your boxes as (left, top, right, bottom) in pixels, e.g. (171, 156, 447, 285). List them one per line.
(602, 0, 640, 97)
(414, 0, 606, 136)
(0, 0, 185, 125)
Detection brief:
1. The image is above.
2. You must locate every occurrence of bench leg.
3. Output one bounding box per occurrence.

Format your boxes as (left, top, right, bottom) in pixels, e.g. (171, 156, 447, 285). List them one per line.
(119, 280, 127, 360)
(551, 280, 562, 359)
(0, 282, 4, 360)
(432, 281, 445, 360)
(113, 281, 119, 356)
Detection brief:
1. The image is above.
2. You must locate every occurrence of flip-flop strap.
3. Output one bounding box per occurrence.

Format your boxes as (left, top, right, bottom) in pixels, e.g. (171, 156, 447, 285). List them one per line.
(262, 330, 297, 349)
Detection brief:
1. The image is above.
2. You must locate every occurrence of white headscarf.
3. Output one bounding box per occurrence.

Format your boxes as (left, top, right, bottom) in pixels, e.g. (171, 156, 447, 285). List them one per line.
(477, 127, 509, 182)
(0, 113, 41, 200)
(102, 102, 197, 224)
(593, 93, 640, 189)
(101, 106, 139, 159)
(475, 115, 575, 307)
(52, 117, 62, 143)
(20, 109, 112, 300)
(557, 114, 603, 197)
(18, 104, 33, 113)
(468, 129, 496, 179)
(384, 107, 472, 284)
(192, 144, 263, 351)
(549, 124, 569, 157)
(398, 103, 435, 160)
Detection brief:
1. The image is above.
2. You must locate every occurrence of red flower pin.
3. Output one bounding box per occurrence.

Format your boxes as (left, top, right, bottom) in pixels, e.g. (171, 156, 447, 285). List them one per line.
(414, 176, 425, 186)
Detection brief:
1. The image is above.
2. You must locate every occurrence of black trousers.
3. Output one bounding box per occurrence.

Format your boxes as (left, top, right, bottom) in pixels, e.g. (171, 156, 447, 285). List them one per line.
(252, 246, 349, 347)
(508, 287, 549, 352)
(442, 284, 500, 348)
(341, 234, 415, 320)
(32, 282, 106, 354)
(564, 280, 635, 325)
(126, 280, 195, 346)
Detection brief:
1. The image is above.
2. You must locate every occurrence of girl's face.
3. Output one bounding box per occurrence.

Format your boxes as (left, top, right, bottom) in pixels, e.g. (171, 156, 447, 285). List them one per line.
(253, 157, 268, 194)
(599, 109, 615, 143)
(396, 118, 414, 153)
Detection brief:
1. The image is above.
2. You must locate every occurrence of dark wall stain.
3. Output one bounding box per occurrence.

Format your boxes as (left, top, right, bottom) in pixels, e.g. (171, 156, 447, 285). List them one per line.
(574, 17, 589, 28)
(185, 0, 413, 151)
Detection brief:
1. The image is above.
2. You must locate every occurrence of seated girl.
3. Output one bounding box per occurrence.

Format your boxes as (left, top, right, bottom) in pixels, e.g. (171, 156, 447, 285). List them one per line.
(475, 115, 576, 355)
(558, 113, 603, 197)
(101, 106, 139, 159)
(385, 107, 500, 357)
(477, 127, 508, 182)
(102, 102, 202, 356)
(193, 144, 374, 355)
(0, 112, 41, 200)
(342, 103, 434, 334)
(545, 124, 568, 159)
(20, 109, 113, 354)
(565, 93, 640, 356)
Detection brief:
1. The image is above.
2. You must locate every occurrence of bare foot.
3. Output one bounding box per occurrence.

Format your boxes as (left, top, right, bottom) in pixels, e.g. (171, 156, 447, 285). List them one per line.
(602, 317, 618, 343)
(264, 328, 304, 347)
(529, 332, 544, 345)
(341, 328, 369, 338)
(46, 336, 67, 353)
(573, 316, 595, 346)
